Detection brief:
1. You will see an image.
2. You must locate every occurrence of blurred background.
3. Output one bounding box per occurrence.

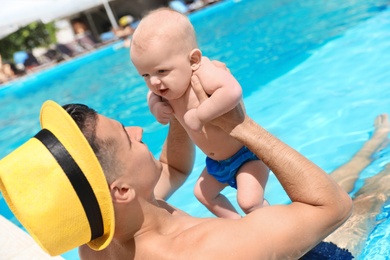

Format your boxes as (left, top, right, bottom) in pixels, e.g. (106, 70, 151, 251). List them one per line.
(0, 0, 218, 84)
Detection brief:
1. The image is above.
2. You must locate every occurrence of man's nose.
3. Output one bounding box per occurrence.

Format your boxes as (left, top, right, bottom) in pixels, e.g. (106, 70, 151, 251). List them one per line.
(126, 126, 143, 142)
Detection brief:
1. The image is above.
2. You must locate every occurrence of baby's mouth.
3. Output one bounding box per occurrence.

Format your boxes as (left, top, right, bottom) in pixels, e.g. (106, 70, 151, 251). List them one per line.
(159, 89, 168, 96)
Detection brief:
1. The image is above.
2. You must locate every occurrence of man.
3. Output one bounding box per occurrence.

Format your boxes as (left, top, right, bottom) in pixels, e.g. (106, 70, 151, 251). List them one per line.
(78, 105, 390, 259)
(82, 76, 355, 259)
(0, 75, 352, 259)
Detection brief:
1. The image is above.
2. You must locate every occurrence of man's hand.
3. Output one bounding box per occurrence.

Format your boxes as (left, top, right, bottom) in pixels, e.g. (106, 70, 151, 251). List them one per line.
(151, 101, 173, 125)
(190, 74, 246, 134)
(148, 91, 173, 125)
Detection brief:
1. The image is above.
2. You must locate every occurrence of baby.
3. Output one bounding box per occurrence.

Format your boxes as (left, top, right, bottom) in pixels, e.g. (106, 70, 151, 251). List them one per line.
(130, 8, 269, 219)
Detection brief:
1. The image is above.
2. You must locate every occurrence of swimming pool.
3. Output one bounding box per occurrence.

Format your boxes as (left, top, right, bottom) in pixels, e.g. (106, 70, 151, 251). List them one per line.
(1, 0, 389, 258)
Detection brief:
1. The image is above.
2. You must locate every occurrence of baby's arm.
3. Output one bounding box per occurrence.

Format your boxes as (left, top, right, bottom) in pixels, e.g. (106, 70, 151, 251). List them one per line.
(147, 91, 173, 125)
(184, 60, 242, 131)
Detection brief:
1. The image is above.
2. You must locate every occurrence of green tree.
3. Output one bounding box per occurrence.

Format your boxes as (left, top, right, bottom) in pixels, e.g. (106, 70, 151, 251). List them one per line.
(0, 22, 57, 62)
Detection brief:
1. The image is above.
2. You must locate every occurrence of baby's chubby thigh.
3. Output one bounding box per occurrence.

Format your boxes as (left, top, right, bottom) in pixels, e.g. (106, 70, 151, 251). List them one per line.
(236, 159, 270, 213)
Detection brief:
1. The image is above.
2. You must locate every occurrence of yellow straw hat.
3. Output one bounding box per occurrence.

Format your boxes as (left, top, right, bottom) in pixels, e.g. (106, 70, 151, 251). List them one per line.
(0, 100, 114, 256)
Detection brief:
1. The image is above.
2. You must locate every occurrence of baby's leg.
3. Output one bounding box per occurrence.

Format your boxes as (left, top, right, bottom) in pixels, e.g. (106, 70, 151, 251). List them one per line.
(236, 160, 269, 214)
(193, 168, 241, 219)
(330, 114, 390, 193)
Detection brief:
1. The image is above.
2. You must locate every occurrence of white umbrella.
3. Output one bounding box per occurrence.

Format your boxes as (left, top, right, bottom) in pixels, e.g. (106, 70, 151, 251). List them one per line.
(0, 0, 118, 39)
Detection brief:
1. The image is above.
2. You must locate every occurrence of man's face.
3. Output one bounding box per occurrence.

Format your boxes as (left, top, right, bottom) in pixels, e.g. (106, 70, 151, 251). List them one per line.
(95, 114, 162, 196)
(130, 40, 193, 101)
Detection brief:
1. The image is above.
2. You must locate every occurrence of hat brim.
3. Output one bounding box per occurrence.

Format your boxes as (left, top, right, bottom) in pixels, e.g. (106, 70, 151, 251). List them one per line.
(40, 100, 115, 251)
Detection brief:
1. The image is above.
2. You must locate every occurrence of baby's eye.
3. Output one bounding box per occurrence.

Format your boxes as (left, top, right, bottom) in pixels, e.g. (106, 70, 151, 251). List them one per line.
(141, 74, 149, 78)
(158, 70, 167, 74)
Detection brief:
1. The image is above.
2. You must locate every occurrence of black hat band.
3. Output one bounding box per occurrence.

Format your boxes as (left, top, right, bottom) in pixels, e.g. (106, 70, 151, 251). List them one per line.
(34, 129, 104, 241)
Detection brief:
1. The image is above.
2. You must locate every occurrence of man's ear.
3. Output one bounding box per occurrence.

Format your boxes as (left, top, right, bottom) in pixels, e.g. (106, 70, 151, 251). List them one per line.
(110, 181, 136, 204)
(189, 48, 202, 71)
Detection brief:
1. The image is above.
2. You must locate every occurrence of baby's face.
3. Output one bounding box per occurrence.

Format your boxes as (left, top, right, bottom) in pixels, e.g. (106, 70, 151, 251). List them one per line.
(131, 40, 194, 101)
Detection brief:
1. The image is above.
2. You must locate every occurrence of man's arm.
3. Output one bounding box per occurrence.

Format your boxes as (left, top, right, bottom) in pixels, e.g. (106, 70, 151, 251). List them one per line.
(154, 116, 195, 199)
(147, 90, 173, 125)
(190, 75, 353, 258)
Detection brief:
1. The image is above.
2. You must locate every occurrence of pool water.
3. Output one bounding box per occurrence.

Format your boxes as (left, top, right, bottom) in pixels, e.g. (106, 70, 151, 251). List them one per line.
(1, 0, 389, 259)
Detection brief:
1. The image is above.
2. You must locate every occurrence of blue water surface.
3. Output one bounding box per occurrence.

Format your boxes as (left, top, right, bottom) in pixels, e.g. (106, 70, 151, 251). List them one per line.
(1, 0, 390, 259)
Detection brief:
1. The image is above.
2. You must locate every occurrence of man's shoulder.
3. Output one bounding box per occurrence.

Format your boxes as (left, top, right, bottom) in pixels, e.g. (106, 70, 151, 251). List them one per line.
(157, 199, 189, 216)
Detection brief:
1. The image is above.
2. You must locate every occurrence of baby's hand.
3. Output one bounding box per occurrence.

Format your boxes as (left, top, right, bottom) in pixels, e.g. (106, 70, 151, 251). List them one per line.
(150, 100, 173, 125)
(184, 108, 203, 132)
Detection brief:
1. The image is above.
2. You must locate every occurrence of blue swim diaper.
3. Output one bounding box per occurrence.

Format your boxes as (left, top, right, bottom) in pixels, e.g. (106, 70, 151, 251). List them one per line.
(206, 146, 258, 189)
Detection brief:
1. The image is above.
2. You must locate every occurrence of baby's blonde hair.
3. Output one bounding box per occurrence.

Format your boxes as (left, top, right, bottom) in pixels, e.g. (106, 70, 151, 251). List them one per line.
(131, 8, 198, 53)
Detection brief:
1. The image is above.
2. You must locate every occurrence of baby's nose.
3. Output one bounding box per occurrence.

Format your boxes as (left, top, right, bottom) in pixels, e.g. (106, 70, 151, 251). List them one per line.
(150, 75, 161, 86)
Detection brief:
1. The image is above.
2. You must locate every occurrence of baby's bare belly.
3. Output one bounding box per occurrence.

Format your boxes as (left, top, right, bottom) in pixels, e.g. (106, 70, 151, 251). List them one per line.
(188, 124, 243, 160)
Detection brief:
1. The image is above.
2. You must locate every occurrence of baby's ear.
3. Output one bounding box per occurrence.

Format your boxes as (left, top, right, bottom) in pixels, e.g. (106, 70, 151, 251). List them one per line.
(189, 48, 202, 71)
